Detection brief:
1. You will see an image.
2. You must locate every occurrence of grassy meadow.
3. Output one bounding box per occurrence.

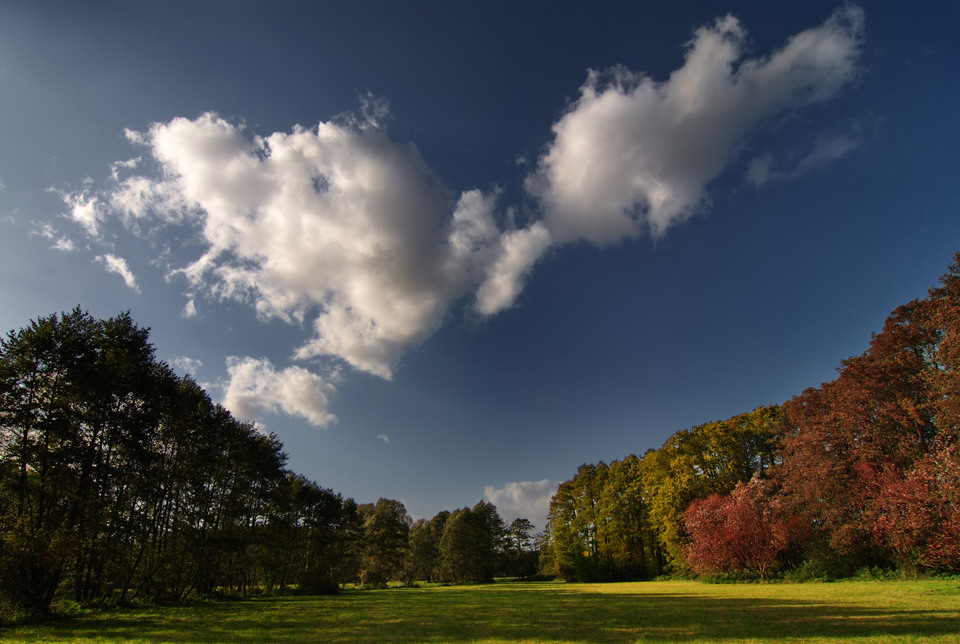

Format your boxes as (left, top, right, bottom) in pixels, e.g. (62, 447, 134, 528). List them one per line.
(2, 579, 959, 643)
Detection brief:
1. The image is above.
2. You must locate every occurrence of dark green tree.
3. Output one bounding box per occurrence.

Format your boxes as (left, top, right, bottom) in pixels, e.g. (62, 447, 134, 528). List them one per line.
(359, 498, 410, 587)
(504, 517, 538, 579)
(403, 519, 439, 584)
(439, 501, 504, 583)
(0, 309, 158, 613)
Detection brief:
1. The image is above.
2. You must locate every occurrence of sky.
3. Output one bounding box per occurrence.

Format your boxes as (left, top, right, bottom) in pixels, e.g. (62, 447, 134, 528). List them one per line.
(1, 0, 958, 530)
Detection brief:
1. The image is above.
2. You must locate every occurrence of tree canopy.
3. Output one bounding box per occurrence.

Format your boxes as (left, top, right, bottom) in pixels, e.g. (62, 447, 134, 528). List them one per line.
(0, 308, 532, 618)
(544, 252, 960, 580)
(4, 252, 959, 614)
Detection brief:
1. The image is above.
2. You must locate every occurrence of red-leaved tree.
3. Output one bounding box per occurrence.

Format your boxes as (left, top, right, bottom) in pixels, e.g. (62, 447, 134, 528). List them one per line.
(684, 476, 791, 579)
(776, 252, 960, 569)
(874, 442, 960, 572)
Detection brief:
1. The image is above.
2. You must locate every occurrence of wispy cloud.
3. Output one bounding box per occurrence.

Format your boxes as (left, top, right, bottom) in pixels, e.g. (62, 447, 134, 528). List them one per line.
(746, 125, 867, 187)
(33, 223, 76, 251)
(377, 433, 390, 444)
(95, 254, 140, 292)
(52, 237, 76, 251)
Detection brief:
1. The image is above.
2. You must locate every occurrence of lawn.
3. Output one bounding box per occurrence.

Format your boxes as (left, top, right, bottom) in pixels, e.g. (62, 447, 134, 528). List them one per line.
(3, 579, 959, 642)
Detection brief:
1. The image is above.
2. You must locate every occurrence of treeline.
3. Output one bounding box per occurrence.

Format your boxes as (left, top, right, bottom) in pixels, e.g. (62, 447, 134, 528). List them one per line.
(0, 309, 538, 617)
(544, 253, 960, 581)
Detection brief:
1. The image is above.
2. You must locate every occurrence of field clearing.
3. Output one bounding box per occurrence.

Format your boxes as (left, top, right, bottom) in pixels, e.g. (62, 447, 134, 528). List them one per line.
(3, 579, 959, 643)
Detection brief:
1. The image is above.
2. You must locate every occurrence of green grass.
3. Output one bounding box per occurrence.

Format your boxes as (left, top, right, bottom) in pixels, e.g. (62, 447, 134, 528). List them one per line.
(2, 579, 959, 642)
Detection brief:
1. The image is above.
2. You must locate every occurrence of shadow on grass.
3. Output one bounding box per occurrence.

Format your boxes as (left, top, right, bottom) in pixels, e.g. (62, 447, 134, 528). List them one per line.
(6, 583, 960, 642)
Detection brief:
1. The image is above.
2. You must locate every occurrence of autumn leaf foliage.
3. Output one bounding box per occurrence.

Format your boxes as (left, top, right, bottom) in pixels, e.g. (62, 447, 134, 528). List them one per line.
(774, 252, 960, 572)
(684, 476, 791, 579)
(873, 443, 960, 571)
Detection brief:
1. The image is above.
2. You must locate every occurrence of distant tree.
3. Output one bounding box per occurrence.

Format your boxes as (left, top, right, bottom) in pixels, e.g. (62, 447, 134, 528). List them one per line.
(506, 518, 534, 555)
(404, 519, 439, 584)
(439, 501, 504, 583)
(644, 407, 780, 571)
(546, 462, 609, 581)
(265, 474, 361, 594)
(503, 518, 538, 579)
(359, 498, 410, 587)
(597, 455, 656, 579)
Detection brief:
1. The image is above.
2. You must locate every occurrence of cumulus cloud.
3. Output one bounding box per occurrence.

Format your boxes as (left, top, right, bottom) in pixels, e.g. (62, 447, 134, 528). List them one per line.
(95, 254, 140, 292)
(55, 7, 864, 429)
(377, 433, 390, 444)
(484, 479, 558, 529)
(527, 5, 863, 244)
(223, 356, 338, 427)
(83, 111, 549, 381)
(475, 222, 553, 316)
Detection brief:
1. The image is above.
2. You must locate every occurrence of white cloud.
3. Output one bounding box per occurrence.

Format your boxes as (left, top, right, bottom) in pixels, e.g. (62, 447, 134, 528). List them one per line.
(34, 223, 56, 239)
(95, 254, 140, 292)
(53, 8, 865, 430)
(377, 433, 390, 444)
(70, 109, 546, 380)
(170, 356, 203, 377)
(64, 189, 104, 237)
(53, 238, 76, 251)
(32, 223, 76, 250)
(484, 479, 558, 529)
(223, 356, 338, 427)
(182, 298, 197, 318)
(527, 5, 863, 244)
(475, 222, 553, 316)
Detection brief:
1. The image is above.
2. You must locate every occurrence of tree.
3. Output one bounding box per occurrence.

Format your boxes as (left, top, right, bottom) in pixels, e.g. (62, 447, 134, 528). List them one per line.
(404, 519, 439, 584)
(684, 476, 793, 579)
(596, 455, 655, 579)
(776, 294, 942, 568)
(546, 463, 608, 580)
(503, 518, 538, 579)
(506, 518, 535, 555)
(439, 501, 504, 583)
(0, 309, 159, 613)
(359, 498, 410, 587)
(644, 406, 780, 571)
(873, 442, 960, 572)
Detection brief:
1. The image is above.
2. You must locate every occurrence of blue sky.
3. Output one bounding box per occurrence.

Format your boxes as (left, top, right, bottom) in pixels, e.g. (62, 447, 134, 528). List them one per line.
(1, 0, 958, 529)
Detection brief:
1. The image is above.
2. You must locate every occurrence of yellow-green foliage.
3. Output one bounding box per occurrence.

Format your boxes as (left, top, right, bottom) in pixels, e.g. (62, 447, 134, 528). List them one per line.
(546, 405, 780, 578)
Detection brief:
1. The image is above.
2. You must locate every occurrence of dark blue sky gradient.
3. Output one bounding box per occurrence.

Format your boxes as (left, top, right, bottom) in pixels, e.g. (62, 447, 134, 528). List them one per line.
(1, 0, 958, 526)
